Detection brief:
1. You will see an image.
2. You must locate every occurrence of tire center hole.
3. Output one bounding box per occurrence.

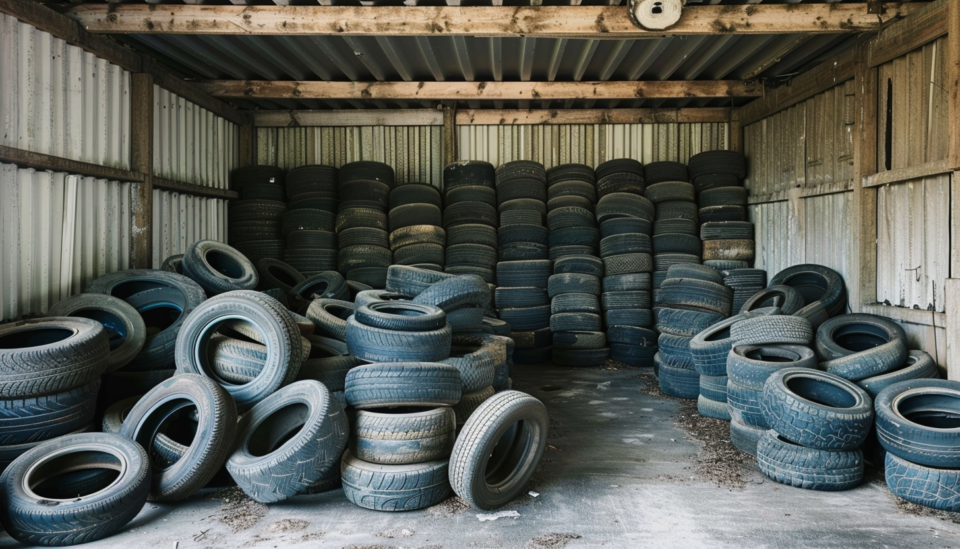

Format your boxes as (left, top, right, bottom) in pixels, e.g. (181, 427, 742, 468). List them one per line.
(896, 393, 960, 429)
(485, 420, 533, 487)
(72, 309, 126, 350)
(28, 450, 122, 501)
(248, 403, 309, 457)
(205, 250, 245, 279)
(374, 305, 425, 317)
(267, 265, 299, 287)
(833, 325, 888, 352)
(745, 348, 800, 363)
(785, 377, 856, 409)
(0, 328, 73, 349)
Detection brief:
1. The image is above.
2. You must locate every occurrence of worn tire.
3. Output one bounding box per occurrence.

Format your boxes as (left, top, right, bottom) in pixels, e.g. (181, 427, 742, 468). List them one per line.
(730, 315, 813, 346)
(656, 307, 727, 337)
(858, 350, 940, 398)
(345, 363, 462, 409)
(352, 407, 456, 466)
(727, 344, 818, 390)
(885, 452, 960, 511)
(47, 294, 146, 374)
(697, 395, 731, 421)
(658, 358, 700, 399)
(875, 379, 960, 468)
(413, 274, 490, 311)
(341, 450, 450, 512)
(756, 431, 863, 491)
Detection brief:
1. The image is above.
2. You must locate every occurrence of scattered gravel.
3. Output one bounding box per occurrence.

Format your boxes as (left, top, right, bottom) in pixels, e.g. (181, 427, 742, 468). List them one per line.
(524, 533, 582, 548)
(265, 519, 309, 534)
(426, 497, 470, 517)
(212, 487, 268, 532)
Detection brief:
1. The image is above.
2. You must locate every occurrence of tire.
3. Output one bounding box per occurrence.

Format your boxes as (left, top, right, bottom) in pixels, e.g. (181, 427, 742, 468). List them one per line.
(341, 450, 450, 512)
(875, 379, 960, 468)
(603, 308, 653, 328)
(550, 245, 597, 261)
(600, 234, 652, 257)
(699, 205, 746, 223)
(176, 291, 304, 411)
(452, 386, 495, 427)
(499, 197, 547, 215)
(595, 193, 655, 223)
(333, 227, 386, 249)
(442, 334, 506, 392)
(656, 307, 726, 337)
(761, 368, 873, 451)
(283, 248, 338, 276)
(730, 418, 765, 456)
(552, 347, 610, 367)
(340, 177, 393, 205)
(337, 245, 392, 273)
(500, 305, 552, 331)
(644, 162, 688, 184)
(449, 391, 548, 509)
(119, 374, 238, 501)
(393, 243, 444, 267)
(697, 395, 731, 421)
(160, 254, 184, 273)
(501, 210, 542, 227)
(609, 343, 657, 366)
(546, 163, 594, 185)
(445, 185, 497, 208)
(305, 298, 354, 341)
(730, 315, 813, 346)
(285, 164, 337, 197)
(550, 312, 601, 332)
(548, 273, 601, 297)
(495, 178, 547, 204)
(603, 273, 651, 292)
(355, 302, 446, 332)
(665, 264, 723, 283)
(553, 331, 607, 350)
(297, 350, 360, 392)
(446, 244, 497, 268)
(821, 338, 907, 382)
(701, 221, 754, 241)
(498, 224, 548, 247)
(756, 431, 863, 491)
(546, 206, 594, 231)
(702, 239, 754, 262)
(346, 315, 452, 362)
(444, 265, 495, 284)
(227, 380, 347, 503)
(281, 208, 336, 237)
(47, 294, 146, 374)
(595, 158, 644, 180)
(652, 234, 701, 255)
(390, 183, 442, 209)
(653, 218, 698, 236)
(816, 313, 907, 357)
(352, 407, 455, 466)
(606, 325, 657, 346)
(345, 363, 462, 408)
(385, 265, 454, 297)
(443, 202, 498, 229)
(699, 375, 728, 402)
(726, 380, 767, 427)
(600, 217, 652, 239)
(389, 225, 445, 250)
(658, 359, 700, 399)
(207, 334, 267, 384)
(497, 260, 552, 288)
(693, 173, 741, 193)
(769, 264, 847, 316)
(0, 380, 99, 446)
(644, 181, 696, 203)
(256, 258, 306, 294)
(698, 187, 748, 208)
(858, 350, 940, 398)
(727, 344, 818, 390)
(0, 318, 108, 399)
(0, 432, 150, 546)
(495, 287, 549, 309)
(653, 253, 700, 272)
(446, 224, 498, 248)
(659, 278, 732, 315)
(688, 150, 746, 179)
(601, 291, 651, 310)
(389, 204, 442, 232)
(885, 452, 960, 511)
(657, 333, 693, 367)
(228, 199, 286, 221)
(84, 269, 207, 372)
(688, 314, 751, 376)
(553, 255, 604, 278)
(739, 286, 804, 315)
(445, 161, 495, 190)
(289, 271, 350, 304)
(603, 253, 653, 275)
(413, 274, 490, 311)
(497, 161, 546, 184)
(552, 293, 601, 314)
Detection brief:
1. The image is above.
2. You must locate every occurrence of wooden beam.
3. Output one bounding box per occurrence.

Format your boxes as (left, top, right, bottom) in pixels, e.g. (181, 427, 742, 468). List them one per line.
(239, 122, 256, 168)
(201, 81, 762, 101)
(0, 145, 144, 182)
(850, 40, 879, 314)
(740, 46, 857, 126)
(253, 109, 444, 127)
(130, 73, 154, 270)
(455, 107, 731, 125)
(861, 159, 951, 188)
(443, 107, 456, 166)
(153, 177, 239, 200)
(728, 109, 742, 153)
(868, 0, 949, 68)
(66, 4, 917, 38)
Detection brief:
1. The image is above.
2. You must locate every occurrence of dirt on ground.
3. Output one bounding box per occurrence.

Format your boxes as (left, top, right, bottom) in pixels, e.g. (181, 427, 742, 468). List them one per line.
(426, 496, 470, 517)
(211, 487, 269, 531)
(524, 533, 582, 548)
(264, 519, 309, 533)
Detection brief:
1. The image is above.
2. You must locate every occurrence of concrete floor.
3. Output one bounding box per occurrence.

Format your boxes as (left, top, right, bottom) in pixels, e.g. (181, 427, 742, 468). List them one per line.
(4, 364, 960, 549)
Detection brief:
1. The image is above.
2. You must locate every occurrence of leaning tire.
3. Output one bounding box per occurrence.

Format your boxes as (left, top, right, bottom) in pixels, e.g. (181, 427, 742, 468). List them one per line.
(182, 240, 259, 295)
(46, 294, 146, 373)
(756, 430, 863, 491)
(0, 380, 100, 446)
(449, 391, 548, 510)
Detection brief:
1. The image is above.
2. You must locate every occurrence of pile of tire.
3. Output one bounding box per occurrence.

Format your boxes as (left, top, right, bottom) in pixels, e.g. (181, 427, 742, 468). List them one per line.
(229, 165, 287, 264)
(389, 183, 445, 270)
(444, 161, 499, 283)
(336, 161, 396, 288)
(766, 263, 848, 329)
(644, 162, 699, 292)
(283, 164, 340, 276)
(688, 150, 752, 269)
(655, 264, 733, 399)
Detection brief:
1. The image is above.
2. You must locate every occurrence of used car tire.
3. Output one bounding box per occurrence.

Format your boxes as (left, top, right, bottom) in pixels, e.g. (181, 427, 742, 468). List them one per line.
(182, 240, 259, 295)
(341, 450, 450, 511)
(885, 452, 960, 511)
(756, 430, 863, 491)
(352, 407, 456, 465)
(875, 379, 960, 468)
(46, 294, 146, 373)
(345, 362, 462, 409)
(730, 315, 813, 346)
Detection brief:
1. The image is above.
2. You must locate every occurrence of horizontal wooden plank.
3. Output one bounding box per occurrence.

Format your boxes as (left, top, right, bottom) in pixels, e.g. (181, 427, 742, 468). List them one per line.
(746, 181, 852, 205)
(739, 46, 857, 126)
(202, 80, 762, 101)
(253, 109, 444, 127)
(66, 4, 916, 37)
(868, 0, 949, 68)
(456, 108, 731, 125)
(153, 177, 238, 200)
(861, 303, 946, 328)
(862, 159, 951, 188)
(0, 145, 144, 182)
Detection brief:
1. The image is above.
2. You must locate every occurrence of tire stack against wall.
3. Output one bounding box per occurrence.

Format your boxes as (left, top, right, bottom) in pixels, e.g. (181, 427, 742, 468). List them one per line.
(688, 151, 752, 270)
(443, 162, 499, 285)
(388, 183, 445, 272)
(645, 165, 701, 294)
(229, 166, 287, 264)
(282, 165, 339, 277)
(655, 264, 732, 399)
(492, 161, 552, 364)
(545, 164, 606, 368)
(336, 162, 395, 288)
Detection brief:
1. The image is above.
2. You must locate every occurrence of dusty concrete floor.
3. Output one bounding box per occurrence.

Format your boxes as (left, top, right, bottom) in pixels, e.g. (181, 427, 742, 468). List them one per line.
(4, 363, 960, 549)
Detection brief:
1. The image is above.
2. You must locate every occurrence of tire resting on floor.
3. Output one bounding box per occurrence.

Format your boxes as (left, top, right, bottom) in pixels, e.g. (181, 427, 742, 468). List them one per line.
(730, 418, 765, 456)
(697, 395, 731, 421)
(885, 452, 960, 511)
(756, 431, 864, 491)
(341, 450, 451, 511)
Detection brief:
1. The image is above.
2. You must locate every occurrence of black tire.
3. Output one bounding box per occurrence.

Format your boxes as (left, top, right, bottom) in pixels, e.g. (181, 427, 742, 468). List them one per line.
(604, 273, 651, 292)
(176, 291, 304, 410)
(0, 380, 99, 446)
(228, 199, 286, 221)
(756, 431, 863, 491)
(875, 379, 960, 468)
(552, 347, 610, 367)
(653, 234, 701, 255)
(446, 224, 498, 249)
(553, 255, 604, 278)
(498, 224, 548, 247)
(701, 221, 753, 241)
(644, 161, 688, 184)
(499, 242, 548, 261)
(227, 380, 347, 503)
(698, 395, 731, 421)
(256, 258, 306, 295)
(546, 163, 595, 185)
(500, 305, 552, 331)
(550, 245, 596, 261)
(739, 286, 804, 315)
(731, 315, 813, 346)
(501, 210, 543, 227)
(645, 181, 695, 203)
(340, 161, 394, 187)
(595, 158, 644, 180)
(658, 358, 700, 399)
(336, 227, 387, 249)
(119, 374, 237, 501)
(548, 273, 601, 297)
(385, 265, 454, 297)
(596, 172, 645, 198)
(698, 187, 748, 208)
(601, 291, 651, 310)
(726, 344, 818, 391)
(0, 432, 149, 546)
(497, 161, 546, 184)
(600, 217, 652, 239)
(659, 278, 732, 315)
(688, 150, 746, 179)
(693, 173, 742, 193)
(283, 249, 338, 276)
(47, 294, 146, 374)
(553, 331, 607, 350)
(546, 206, 595, 231)
(285, 164, 337, 197)
(858, 350, 939, 398)
(654, 253, 700, 272)
(449, 390, 548, 509)
(393, 243, 445, 266)
(389, 204, 442, 232)
(355, 301, 446, 332)
(699, 205, 746, 223)
(413, 274, 490, 311)
(160, 254, 184, 273)
(281, 208, 336, 237)
(546, 195, 594, 213)
(352, 407, 455, 466)
(688, 313, 750, 376)
(702, 239, 754, 262)
(595, 193, 655, 223)
(443, 202, 498, 229)
(447, 306, 484, 332)
(84, 269, 207, 372)
(603, 308, 653, 328)
(446, 243, 497, 268)
(494, 287, 548, 309)
(445, 185, 497, 208)
(666, 263, 723, 283)
(289, 271, 350, 304)
(341, 450, 450, 511)
(497, 260, 551, 288)
(655, 307, 726, 337)
(552, 293, 601, 315)
(499, 198, 547, 215)
(653, 218, 698, 236)
(885, 452, 960, 511)
(445, 161, 495, 189)
(730, 418, 765, 456)
(345, 363, 462, 408)
(228, 219, 281, 245)
(335, 207, 388, 233)
(548, 227, 600, 248)
(389, 225, 445, 250)
(390, 183, 442, 209)
(769, 264, 847, 316)
(550, 312, 601, 332)
(600, 234, 652, 258)
(346, 316, 452, 362)
(726, 380, 767, 427)
(337, 245, 392, 273)
(305, 299, 354, 341)
(0, 318, 108, 399)
(442, 334, 506, 392)
(346, 266, 389, 289)
(606, 325, 656, 346)
(495, 178, 547, 204)
(603, 253, 653, 276)
(761, 368, 873, 451)
(206, 334, 267, 384)
(546, 180, 595, 202)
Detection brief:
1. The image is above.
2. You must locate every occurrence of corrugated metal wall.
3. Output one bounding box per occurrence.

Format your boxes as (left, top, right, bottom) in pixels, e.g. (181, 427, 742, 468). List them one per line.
(0, 163, 131, 320)
(154, 85, 237, 189)
(0, 12, 130, 170)
(257, 127, 444, 185)
(458, 123, 728, 168)
(152, 190, 228, 269)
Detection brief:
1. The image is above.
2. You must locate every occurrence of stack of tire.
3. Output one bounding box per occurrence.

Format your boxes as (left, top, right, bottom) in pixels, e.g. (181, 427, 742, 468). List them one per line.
(721, 268, 768, 313)
(498, 259, 552, 365)
(443, 161, 499, 284)
(283, 164, 340, 277)
(655, 264, 732, 398)
(545, 164, 599, 260)
(389, 183, 445, 271)
(725, 314, 816, 456)
(688, 151, 752, 269)
(647, 178, 701, 293)
(756, 367, 873, 491)
(336, 161, 396, 288)
(229, 165, 287, 264)
(548, 257, 607, 368)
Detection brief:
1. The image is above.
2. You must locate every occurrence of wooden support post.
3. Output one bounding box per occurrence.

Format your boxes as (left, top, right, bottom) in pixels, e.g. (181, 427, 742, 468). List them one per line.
(239, 116, 256, 169)
(443, 106, 456, 167)
(850, 40, 879, 315)
(130, 73, 154, 269)
(728, 109, 742, 153)
(948, 0, 960, 170)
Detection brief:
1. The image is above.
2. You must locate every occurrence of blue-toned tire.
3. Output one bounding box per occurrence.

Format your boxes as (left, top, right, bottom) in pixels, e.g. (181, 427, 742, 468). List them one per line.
(727, 380, 767, 427)
(875, 379, 960, 468)
(699, 375, 728, 402)
(657, 356, 699, 399)
(885, 452, 960, 511)
(730, 418, 765, 456)
(857, 350, 940, 398)
(757, 430, 863, 491)
(697, 395, 731, 421)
